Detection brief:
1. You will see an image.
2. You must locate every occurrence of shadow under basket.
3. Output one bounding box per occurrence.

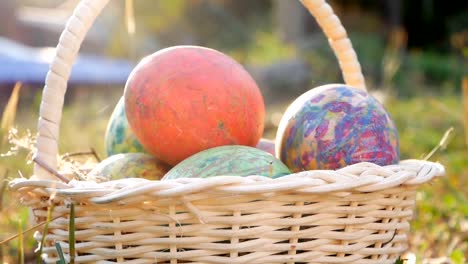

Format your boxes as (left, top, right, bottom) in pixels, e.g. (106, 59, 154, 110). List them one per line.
(9, 0, 444, 263)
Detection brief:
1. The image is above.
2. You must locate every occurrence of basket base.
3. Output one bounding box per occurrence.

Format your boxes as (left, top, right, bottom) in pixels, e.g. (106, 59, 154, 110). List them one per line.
(27, 186, 417, 264)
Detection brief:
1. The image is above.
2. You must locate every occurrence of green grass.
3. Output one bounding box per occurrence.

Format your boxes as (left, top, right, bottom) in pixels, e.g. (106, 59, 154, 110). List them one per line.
(55, 242, 66, 264)
(386, 95, 467, 262)
(69, 203, 75, 264)
(37, 204, 54, 264)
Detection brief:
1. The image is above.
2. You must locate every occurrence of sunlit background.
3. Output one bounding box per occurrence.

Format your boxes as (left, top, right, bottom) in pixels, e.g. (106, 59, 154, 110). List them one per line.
(0, 0, 467, 263)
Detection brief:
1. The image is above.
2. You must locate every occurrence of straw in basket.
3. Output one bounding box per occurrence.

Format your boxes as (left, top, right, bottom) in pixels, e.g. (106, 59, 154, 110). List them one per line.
(10, 0, 445, 263)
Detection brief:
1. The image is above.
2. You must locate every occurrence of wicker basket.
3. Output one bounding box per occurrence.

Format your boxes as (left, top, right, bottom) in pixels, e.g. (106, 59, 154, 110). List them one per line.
(10, 0, 444, 263)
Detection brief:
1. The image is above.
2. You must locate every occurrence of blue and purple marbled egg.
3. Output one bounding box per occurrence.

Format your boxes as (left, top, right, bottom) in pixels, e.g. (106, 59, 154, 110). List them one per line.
(275, 84, 400, 171)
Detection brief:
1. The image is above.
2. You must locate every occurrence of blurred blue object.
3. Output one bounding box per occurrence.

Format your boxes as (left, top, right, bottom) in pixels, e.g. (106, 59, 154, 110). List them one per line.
(0, 37, 135, 85)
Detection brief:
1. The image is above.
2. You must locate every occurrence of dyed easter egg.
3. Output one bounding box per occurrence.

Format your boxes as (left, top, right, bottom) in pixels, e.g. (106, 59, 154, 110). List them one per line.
(125, 46, 265, 166)
(256, 138, 276, 156)
(86, 153, 171, 182)
(105, 97, 146, 156)
(276, 84, 399, 171)
(162, 145, 291, 180)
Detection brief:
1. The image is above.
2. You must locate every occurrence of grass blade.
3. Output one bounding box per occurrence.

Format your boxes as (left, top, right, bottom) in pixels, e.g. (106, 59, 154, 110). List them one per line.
(0, 169, 8, 213)
(55, 242, 66, 264)
(0, 214, 65, 245)
(125, 0, 137, 61)
(69, 203, 75, 264)
(423, 127, 454, 161)
(0, 170, 8, 264)
(37, 204, 55, 264)
(1, 82, 21, 147)
(125, 0, 135, 35)
(18, 219, 24, 264)
(0, 180, 6, 212)
(462, 77, 468, 148)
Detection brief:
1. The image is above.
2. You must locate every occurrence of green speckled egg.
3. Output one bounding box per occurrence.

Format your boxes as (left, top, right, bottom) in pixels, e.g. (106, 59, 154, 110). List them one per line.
(105, 96, 146, 156)
(87, 153, 171, 182)
(162, 145, 291, 180)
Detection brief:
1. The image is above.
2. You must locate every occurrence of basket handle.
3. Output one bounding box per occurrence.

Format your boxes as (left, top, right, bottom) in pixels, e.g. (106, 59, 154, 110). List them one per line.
(33, 0, 366, 180)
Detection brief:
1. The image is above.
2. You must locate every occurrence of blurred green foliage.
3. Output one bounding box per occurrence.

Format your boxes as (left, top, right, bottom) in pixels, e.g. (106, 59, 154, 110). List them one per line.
(395, 52, 466, 96)
(103, 1, 467, 97)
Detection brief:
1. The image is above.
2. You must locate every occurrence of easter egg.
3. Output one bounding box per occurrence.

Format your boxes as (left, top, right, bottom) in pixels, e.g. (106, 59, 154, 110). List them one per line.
(256, 138, 276, 156)
(86, 153, 171, 182)
(162, 145, 291, 180)
(276, 84, 399, 171)
(125, 46, 265, 166)
(104, 97, 146, 156)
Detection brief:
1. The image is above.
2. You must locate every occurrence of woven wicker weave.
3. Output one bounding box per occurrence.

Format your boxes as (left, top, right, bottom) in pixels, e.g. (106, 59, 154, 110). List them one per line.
(10, 0, 444, 263)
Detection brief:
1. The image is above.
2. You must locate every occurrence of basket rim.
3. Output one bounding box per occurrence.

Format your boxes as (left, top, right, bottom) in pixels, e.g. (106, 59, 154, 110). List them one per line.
(11, 159, 444, 204)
